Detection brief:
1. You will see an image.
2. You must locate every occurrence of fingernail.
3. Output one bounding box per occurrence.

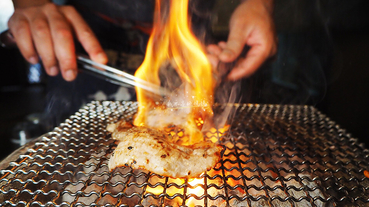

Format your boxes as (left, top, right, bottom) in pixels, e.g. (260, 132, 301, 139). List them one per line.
(28, 56, 39, 65)
(49, 66, 59, 76)
(226, 69, 238, 81)
(226, 75, 237, 82)
(65, 69, 76, 81)
(96, 52, 108, 64)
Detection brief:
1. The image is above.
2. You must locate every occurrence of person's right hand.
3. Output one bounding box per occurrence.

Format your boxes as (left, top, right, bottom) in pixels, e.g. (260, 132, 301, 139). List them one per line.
(207, 0, 277, 81)
(8, 2, 107, 81)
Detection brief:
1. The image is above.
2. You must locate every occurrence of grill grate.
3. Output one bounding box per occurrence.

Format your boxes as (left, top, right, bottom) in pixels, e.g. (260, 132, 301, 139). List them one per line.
(1, 101, 369, 207)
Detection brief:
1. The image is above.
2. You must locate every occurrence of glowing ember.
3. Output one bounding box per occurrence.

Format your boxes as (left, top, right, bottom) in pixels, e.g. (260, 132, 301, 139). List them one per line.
(186, 177, 206, 206)
(134, 0, 215, 145)
(145, 175, 209, 207)
(206, 125, 230, 143)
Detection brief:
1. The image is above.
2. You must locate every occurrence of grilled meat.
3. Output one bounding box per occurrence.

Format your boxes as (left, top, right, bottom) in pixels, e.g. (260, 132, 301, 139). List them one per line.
(107, 120, 222, 178)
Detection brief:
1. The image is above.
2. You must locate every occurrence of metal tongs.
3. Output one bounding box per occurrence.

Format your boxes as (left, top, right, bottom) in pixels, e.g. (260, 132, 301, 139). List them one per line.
(77, 56, 170, 97)
(0, 29, 169, 97)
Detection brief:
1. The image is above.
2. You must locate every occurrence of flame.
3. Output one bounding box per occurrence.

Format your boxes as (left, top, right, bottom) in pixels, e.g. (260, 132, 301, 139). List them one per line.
(134, 0, 215, 145)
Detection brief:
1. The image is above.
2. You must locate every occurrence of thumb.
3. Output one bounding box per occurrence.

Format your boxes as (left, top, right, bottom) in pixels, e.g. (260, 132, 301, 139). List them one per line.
(219, 25, 251, 62)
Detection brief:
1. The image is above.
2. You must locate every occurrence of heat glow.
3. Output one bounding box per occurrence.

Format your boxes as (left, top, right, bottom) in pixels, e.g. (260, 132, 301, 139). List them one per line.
(134, 0, 215, 145)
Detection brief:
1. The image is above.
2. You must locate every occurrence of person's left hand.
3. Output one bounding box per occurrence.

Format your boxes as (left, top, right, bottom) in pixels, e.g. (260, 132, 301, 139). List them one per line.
(207, 0, 277, 81)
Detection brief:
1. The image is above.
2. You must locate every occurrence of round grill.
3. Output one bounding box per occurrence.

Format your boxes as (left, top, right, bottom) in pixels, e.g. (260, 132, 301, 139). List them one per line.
(1, 101, 369, 206)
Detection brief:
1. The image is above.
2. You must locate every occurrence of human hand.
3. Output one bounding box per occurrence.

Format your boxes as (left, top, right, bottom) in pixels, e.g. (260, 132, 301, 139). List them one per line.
(8, 2, 107, 81)
(207, 0, 277, 81)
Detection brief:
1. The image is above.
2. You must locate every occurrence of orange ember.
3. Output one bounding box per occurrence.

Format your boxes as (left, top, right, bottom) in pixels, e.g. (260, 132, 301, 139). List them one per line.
(364, 170, 369, 179)
(134, 0, 215, 145)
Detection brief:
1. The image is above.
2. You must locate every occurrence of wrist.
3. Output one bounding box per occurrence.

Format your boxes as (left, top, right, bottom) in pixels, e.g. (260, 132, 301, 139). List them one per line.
(12, 0, 51, 9)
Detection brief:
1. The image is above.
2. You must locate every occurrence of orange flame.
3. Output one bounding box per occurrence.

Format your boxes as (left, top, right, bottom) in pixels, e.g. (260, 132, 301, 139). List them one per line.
(134, 0, 215, 145)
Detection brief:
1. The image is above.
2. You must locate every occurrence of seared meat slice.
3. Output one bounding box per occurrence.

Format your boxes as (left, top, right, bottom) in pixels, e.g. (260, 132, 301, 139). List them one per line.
(107, 120, 222, 178)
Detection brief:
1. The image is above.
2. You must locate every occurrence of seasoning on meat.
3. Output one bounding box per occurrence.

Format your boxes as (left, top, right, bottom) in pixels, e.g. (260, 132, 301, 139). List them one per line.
(107, 120, 222, 178)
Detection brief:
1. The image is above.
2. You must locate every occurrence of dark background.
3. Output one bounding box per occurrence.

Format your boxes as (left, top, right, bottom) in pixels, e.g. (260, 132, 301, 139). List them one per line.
(1, 0, 369, 160)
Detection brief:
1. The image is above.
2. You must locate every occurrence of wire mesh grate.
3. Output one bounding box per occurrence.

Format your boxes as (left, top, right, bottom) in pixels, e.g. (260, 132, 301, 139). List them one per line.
(1, 101, 369, 207)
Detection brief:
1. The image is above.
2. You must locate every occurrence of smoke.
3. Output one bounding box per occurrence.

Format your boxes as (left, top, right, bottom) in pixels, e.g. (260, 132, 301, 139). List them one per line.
(212, 80, 241, 129)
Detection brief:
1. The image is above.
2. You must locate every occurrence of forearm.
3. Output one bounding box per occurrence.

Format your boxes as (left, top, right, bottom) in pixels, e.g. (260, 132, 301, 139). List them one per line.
(12, 0, 51, 8)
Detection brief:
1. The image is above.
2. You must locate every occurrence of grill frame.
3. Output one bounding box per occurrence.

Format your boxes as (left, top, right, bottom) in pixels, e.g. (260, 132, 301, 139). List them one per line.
(1, 101, 369, 207)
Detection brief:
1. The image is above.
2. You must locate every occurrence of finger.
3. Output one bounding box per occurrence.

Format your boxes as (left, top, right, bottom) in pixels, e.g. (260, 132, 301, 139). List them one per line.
(61, 6, 108, 64)
(44, 4, 77, 81)
(227, 44, 268, 80)
(29, 13, 59, 76)
(219, 25, 252, 62)
(218, 41, 227, 49)
(206, 44, 222, 56)
(8, 16, 39, 64)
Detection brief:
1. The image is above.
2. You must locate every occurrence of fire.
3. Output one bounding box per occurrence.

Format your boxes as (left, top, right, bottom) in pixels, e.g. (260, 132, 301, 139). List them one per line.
(206, 125, 230, 143)
(134, 0, 215, 145)
(146, 176, 207, 207)
(186, 177, 206, 206)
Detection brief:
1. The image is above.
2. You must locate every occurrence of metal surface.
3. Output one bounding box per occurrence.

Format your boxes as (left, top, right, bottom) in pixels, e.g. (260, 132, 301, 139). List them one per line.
(1, 101, 369, 207)
(77, 57, 170, 97)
